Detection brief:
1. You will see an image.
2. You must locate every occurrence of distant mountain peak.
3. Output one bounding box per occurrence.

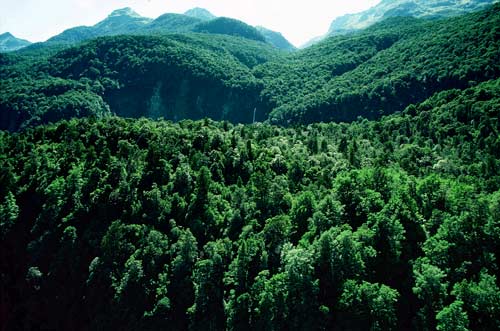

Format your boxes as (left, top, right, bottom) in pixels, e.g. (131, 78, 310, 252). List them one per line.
(108, 7, 143, 18)
(328, 0, 498, 35)
(297, 0, 499, 47)
(0, 32, 31, 52)
(0, 32, 14, 38)
(184, 7, 216, 21)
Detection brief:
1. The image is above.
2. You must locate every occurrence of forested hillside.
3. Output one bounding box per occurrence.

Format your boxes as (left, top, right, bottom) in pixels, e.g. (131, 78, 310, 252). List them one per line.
(40, 7, 293, 51)
(257, 4, 500, 123)
(256, 27, 296, 52)
(1, 78, 499, 330)
(1, 5, 499, 130)
(0, 33, 282, 131)
(1, 4, 500, 329)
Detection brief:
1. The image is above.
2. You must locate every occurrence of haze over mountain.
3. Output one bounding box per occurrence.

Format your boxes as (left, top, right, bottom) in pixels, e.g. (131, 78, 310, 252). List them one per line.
(256, 26, 296, 51)
(184, 7, 216, 21)
(304, 0, 498, 46)
(0, 32, 32, 52)
(40, 7, 294, 51)
(329, 0, 498, 35)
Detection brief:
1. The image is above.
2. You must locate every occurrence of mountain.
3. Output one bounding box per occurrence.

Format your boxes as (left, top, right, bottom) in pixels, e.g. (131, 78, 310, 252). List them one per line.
(299, 35, 325, 49)
(328, 0, 498, 35)
(0, 32, 31, 52)
(184, 7, 216, 21)
(2, 4, 500, 330)
(92, 7, 153, 32)
(256, 4, 500, 124)
(0, 33, 282, 131)
(256, 26, 296, 51)
(47, 7, 152, 44)
(144, 13, 202, 33)
(303, 0, 498, 46)
(43, 7, 293, 50)
(191, 17, 266, 42)
(183, 9, 295, 50)
(2, 4, 499, 130)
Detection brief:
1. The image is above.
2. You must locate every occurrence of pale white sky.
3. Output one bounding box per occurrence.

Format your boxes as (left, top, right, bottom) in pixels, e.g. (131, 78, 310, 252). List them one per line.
(0, 0, 380, 46)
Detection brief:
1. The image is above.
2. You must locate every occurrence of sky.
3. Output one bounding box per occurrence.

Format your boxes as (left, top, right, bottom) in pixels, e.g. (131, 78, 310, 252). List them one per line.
(0, 0, 381, 47)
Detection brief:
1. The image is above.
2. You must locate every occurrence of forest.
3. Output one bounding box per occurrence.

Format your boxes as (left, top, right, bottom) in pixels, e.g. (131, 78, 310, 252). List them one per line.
(1, 77, 500, 330)
(1, 3, 500, 331)
(1, 5, 499, 130)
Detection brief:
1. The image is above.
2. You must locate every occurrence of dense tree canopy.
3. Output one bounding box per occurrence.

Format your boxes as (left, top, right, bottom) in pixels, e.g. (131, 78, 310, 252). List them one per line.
(1, 76, 499, 329)
(1, 3, 499, 330)
(256, 5, 500, 124)
(0, 33, 283, 131)
(1, 4, 499, 130)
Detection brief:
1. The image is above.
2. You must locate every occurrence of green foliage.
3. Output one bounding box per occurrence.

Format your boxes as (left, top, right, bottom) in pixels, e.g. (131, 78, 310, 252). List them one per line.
(257, 5, 500, 124)
(1, 33, 282, 130)
(436, 300, 470, 331)
(256, 26, 296, 51)
(3, 5, 500, 129)
(43, 8, 288, 49)
(192, 17, 266, 43)
(337, 280, 399, 331)
(452, 272, 500, 330)
(1, 83, 498, 328)
(0, 191, 19, 238)
(0, 6, 499, 330)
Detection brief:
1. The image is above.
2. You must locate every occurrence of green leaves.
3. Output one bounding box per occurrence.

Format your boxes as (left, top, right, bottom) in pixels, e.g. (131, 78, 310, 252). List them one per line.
(452, 272, 500, 330)
(260, 5, 500, 124)
(0, 83, 499, 331)
(0, 191, 18, 238)
(436, 300, 470, 331)
(337, 280, 399, 331)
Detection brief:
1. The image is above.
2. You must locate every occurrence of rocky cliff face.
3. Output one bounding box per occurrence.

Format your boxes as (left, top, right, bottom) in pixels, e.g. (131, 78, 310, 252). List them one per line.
(328, 0, 498, 35)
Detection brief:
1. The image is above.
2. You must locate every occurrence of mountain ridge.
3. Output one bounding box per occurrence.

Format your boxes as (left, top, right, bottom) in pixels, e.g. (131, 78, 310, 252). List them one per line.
(184, 7, 216, 21)
(1, 3, 500, 331)
(42, 7, 293, 51)
(256, 4, 500, 124)
(329, 0, 499, 35)
(256, 26, 296, 51)
(0, 32, 32, 52)
(107, 7, 144, 18)
(1, 4, 499, 129)
(303, 0, 498, 47)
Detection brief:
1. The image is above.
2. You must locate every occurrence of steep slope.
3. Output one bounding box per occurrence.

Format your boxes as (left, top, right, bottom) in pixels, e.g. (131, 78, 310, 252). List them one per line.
(328, 0, 498, 35)
(257, 5, 500, 124)
(46, 26, 99, 45)
(0, 32, 32, 52)
(93, 7, 153, 33)
(47, 8, 152, 44)
(192, 17, 266, 42)
(256, 26, 296, 51)
(2, 5, 499, 129)
(43, 7, 293, 50)
(143, 14, 202, 33)
(0, 33, 283, 131)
